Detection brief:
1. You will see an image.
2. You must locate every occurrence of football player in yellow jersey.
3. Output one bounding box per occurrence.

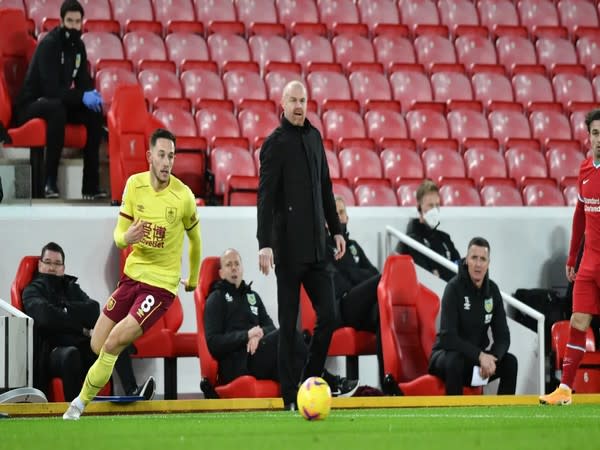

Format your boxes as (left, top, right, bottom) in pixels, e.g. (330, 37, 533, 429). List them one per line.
(64, 128, 201, 420)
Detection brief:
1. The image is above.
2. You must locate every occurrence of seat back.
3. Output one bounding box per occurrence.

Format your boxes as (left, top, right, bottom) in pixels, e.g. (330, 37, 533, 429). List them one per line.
(193, 256, 221, 386)
(10, 255, 39, 311)
(377, 255, 440, 382)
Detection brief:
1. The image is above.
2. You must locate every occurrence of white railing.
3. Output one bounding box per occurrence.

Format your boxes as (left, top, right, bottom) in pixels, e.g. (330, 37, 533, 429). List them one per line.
(384, 225, 546, 395)
(0, 298, 33, 388)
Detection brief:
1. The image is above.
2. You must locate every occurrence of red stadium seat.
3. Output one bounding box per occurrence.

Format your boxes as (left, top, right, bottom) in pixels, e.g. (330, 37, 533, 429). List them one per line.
(290, 34, 335, 71)
(552, 72, 594, 110)
(236, 0, 277, 27)
(447, 108, 490, 143)
(194, 257, 280, 398)
(464, 148, 507, 184)
(195, 106, 240, 143)
(422, 147, 466, 181)
(518, 0, 560, 33)
(364, 108, 408, 144)
(471, 70, 514, 105)
(378, 255, 482, 395)
(338, 147, 382, 183)
(264, 64, 304, 102)
(557, 0, 599, 34)
(512, 71, 555, 105)
(223, 69, 266, 106)
(81, 32, 124, 74)
(210, 146, 255, 195)
(488, 106, 531, 144)
(277, 0, 319, 30)
(25, 0, 62, 31)
(546, 146, 584, 183)
(122, 31, 167, 70)
(324, 149, 341, 178)
(570, 109, 590, 147)
(477, 0, 519, 29)
(431, 70, 473, 102)
(207, 33, 250, 70)
(111, 0, 154, 30)
(356, 0, 400, 31)
(332, 34, 376, 68)
(152, 107, 197, 137)
(348, 70, 391, 109)
(248, 34, 292, 73)
(181, 69, 225, 106)
(396, 178, 423, 206)
(398, 0, 440, 31)
(536, 37, 577, 72)
(373, 33, 416, 69)
(318, 0, 360, 30)
(95, 66, 138, 113)
(307, 71, 352, 108)
(522, 178, 565, 206)
(138, 68, 182, 106)
(152, 0, 195, 24)
(439, 180, 482, 206)
(576, 31, 600, 73)
(223, 174, 258, 206)
(438, 0, 480, 29)
(354, 179, 398, 206)
(389, 67, 433, 112)
(455, 33, 497, 69)
(194, 0, 236, 23)
(165, 33, 209, 70)
(381, 147, 424, 181)
(323, 108, 366, 146)
(505, 148, 548, 185)
(171, 137, 208, 198)
(529, 109, 572, 145)
(0, 0, 25, 10)
(332, 178, 356, 206)
(496, 35, 537, 71)
(238, 108, 279, 148)
(561, 176, 578, 206)
(414, 34, 457, 69)
(480, 178, 523, 206)
(405, 108, 449, 145)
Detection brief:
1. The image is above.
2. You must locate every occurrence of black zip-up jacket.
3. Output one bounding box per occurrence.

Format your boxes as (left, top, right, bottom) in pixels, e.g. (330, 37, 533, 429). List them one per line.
(396, 218, 460, 281)
(257, 116, 341, 265)
(327, 231, 379, 299)
(16, 26, 93, 111)
(204, 279, 276, 384)
(22, 272, 99, 391)
(430, 259, 510, 364)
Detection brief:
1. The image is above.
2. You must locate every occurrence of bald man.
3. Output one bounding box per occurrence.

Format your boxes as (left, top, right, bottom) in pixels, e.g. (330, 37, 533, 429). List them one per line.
(257, 81, 348, 410)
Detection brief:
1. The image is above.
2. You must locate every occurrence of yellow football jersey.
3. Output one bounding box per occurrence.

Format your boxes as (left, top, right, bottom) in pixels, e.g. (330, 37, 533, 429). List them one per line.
(119, 172, 199, 294)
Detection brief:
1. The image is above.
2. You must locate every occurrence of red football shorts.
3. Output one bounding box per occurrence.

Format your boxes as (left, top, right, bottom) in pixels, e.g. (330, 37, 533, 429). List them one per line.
(573, 249, 600, 315)
(103, 275, 175, 332)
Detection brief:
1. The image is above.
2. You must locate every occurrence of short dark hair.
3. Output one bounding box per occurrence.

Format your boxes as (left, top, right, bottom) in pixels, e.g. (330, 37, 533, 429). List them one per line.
(40, 242, 65, 263)
(467, 236, 490, 254)
(60, 0, 84, 19)
(149, 128, 176, 149)
(585, 109, 600, 133)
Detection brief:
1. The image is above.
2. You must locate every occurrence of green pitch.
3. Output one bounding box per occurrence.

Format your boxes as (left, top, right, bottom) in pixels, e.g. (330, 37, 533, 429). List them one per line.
(3, 406, 599, 450)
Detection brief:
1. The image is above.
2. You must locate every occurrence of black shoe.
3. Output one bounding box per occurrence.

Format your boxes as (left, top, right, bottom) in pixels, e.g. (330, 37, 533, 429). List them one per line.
(82, 189, 108, 200)
(0, 121, 11, 145)
(382, 374, 404, 396)
(44, 184, 60, 199)
(133, 376, 156, 400)
(322, 371, 359, 398)
(283, 402, 296, 411)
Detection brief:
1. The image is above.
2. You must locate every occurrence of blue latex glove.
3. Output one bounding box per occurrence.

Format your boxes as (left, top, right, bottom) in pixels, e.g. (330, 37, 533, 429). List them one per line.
(82, 90, 103, 113)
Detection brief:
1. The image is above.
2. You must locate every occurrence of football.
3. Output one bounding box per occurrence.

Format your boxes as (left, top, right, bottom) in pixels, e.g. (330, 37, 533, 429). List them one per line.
(296, 376, 332, 421)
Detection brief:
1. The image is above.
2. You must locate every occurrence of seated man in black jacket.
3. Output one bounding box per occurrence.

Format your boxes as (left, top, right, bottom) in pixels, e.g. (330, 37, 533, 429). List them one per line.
(22, 242, 154, 401)
(204, 248, 358, 397)
(428, 237, 518, 395)
(396, 179, 460, 281)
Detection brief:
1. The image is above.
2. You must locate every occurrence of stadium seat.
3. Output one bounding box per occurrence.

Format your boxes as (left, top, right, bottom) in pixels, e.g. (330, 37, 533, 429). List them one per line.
(111, 0, 155, 31)
(248, 34, 292, 74)
(180, 68, 225, 106)
(422, 147, 466, 182)
(477, 0, 519, 29)
(318, 0, 360, 30)
(348, 70, 391, 109)
(488, 105, 531, 144)
(551, 320, 600, 393)
(396, 178, 423, 206)
(307, 69, 352, 109)
(194, 256, 280, 398)
(332, 178, 356, 206)
(323, 108, 366, 146)
(512, 70, 555, 106)
(10, 255, 112, 401)
(356, 0, 400, 31)
(480, 178, 524, 206)
(517, 0, 560, 33)
(364, 107, 408, 144)
(536, 37, 578, 72)
(207, 33, 251, 71)
(325, 149, 341, 179)
(195, 106, 240, 143)
(522, 178, 566, 206)
(464, 147, 507, 184)
(152, 106, 197, 137)
(354, 179, 398, 206)
(194, 0, 237, 23)
(224, 174, 258, 206)
(332, 34, 376, 68)
(439, 179, 482, 206)
(210, 146, 256, 196)
(152, 0, 195, 24)
(438, 0, 480, 29)
(277, 0, 319, 30)
(171, 137, 208, 198)
(81, 32, 124, 74)
(165, 33, 209, 70)
(389, 67, 433, 112)
(373, 33, 416, 69)
(0, 0, 25, 10)
(576, 31, 600, 73)
(290, 34, 335, 71)
(496, 34, 537, 71)
(223, 69, 267, 106)
(561, 176, 578, 206)
(529, 109, 573, 145)
(264, 64, 304, 102)
(414, 34, 457, 69)
(471, 70, 514, 105)
(95, 66, 138, 113)
(378, 255, 482, 395)
(552, 72, 594, 110)
(455, 33, 497, 68)
(338, 147, 382, 184)
(122, 31, 167, 70)
(546, 146, 584, 184)
(238, 107, 279, 148)
(236, 0, 277, 27)
(25, 0, 62, 32)
(505, 147, 548, 187)
(431, 69, 474, 102)
(405, 108, 449, 145)
(381, 147, 424, 182)
(397, 0, 440, 31)
(557, 0, 599, 34)
(447, 108, 490, 143)
(138, 68, 182, 106)
(570, 108, 590, 147)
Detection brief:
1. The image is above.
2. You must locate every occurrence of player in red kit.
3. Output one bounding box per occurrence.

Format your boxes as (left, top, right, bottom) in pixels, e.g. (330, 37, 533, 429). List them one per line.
(540, 109, 600, 405)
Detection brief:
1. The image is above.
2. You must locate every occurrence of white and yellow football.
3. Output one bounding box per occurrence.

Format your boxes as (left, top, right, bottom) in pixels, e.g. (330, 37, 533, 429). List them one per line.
(296, 376, 332, 421)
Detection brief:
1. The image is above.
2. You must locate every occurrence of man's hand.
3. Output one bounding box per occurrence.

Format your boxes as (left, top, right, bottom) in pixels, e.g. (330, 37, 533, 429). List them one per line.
(124, 218, 146, 245)
(259, 247, 274, 275)
(247, 325, 264, 340)
(333, 234, 346, 260)
(179, 278, 196, 292)
(479, 352, 497, 379)
(247, 336, 261, 355)
(566, 265, 576, 283)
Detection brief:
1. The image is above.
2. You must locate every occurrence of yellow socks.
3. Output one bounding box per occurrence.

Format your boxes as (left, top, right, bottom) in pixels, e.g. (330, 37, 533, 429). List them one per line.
(79, 348, 119, 405)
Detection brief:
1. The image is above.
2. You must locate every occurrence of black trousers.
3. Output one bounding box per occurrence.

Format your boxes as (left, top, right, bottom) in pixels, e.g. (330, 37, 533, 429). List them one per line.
(275, 261, 336, 405)
(247, 329, 307, 383)
(48, 344, 138, 401)
(17, 98, 103, 193)
(429, 350, 518, 395)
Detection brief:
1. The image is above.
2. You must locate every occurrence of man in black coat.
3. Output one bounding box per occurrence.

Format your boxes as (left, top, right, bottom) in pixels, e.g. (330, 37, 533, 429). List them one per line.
(257, 80, 346, 409)
(204, 248, 357, 395)
(15, 0, 106, 199)
(22, 242, 154, 401)
(396, 179, 460, 281)
(428, 237, 518, 395)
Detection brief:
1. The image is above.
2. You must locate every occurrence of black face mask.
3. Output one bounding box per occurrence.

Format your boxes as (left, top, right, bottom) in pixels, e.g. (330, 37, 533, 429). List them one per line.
(61, 27, 81, 45)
